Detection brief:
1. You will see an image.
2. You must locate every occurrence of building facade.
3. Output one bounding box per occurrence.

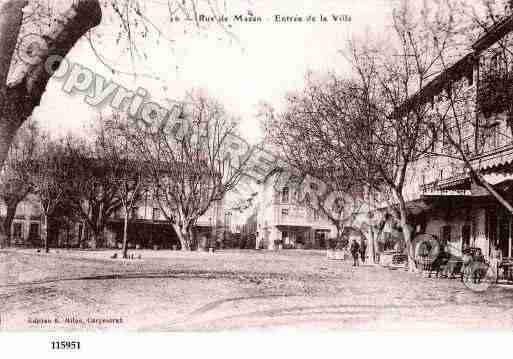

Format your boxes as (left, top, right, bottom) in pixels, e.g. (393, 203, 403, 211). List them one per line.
(0, 191, 225, 250)
(253, 169, 336, 250)
(378, 14, 513, 262)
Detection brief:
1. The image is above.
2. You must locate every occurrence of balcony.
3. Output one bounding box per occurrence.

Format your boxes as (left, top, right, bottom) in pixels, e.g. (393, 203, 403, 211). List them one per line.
(421, 172, 471, 195)
(276, 204, 313, 227)
(477, 71, 513, 118)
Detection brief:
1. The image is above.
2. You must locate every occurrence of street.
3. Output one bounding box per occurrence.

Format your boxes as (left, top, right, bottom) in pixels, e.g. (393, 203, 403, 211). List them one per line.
(1, 249, 512, 331)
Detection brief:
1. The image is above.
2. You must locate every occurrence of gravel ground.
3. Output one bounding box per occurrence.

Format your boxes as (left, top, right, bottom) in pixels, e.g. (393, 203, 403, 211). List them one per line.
(0, 248, 512, 331)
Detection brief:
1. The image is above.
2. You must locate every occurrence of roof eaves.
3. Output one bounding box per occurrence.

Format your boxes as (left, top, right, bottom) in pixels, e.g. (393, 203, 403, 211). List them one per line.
(472, 15, 513, 52)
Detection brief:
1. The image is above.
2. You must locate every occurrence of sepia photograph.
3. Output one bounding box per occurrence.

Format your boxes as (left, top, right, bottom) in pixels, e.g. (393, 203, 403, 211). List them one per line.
(1, 0, 513, 355)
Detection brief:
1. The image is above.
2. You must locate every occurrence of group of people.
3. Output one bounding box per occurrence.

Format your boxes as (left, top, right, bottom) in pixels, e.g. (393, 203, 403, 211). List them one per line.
(350, 237, 367, 267)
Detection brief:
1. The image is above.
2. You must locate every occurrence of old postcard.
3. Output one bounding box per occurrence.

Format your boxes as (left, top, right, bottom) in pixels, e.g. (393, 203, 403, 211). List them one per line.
(1, 0, 513, 355)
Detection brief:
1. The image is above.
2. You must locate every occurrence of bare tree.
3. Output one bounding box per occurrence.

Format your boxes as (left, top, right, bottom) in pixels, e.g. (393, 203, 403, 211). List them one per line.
(339, 1, 463, 271)
(0, 118, 38, 247)
(0, 0, 243, 170)
(122, 90, 253, 250)
(65, 134, 122, 249)
(117, 158, 145, 258)
(262, 75, 371, 251)
(105, 114, 148, 258)
(29, 137, 69, 252)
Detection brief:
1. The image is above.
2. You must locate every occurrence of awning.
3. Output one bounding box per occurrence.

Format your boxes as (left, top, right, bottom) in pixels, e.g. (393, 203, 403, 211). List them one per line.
(472, 145, 513, 174)
(276, 225, 312, 231)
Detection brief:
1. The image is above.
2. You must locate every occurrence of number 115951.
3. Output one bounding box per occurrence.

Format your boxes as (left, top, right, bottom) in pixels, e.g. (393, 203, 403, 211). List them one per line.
(51, 341, 81, 350)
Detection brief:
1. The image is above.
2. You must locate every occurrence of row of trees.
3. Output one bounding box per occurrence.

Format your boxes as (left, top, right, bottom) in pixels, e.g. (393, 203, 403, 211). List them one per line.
(265, 0, 513, 270)
(0, 0, 245, 173)
(0, 118, 135, 255)
(0, 91, 251, 255)
(0, 0, 255, 257)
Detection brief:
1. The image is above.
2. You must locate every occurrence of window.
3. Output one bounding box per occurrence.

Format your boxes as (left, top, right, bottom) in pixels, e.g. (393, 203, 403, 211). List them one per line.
(282, 231, 289, 244)
(490, 53, 499, 73)
(12, 222, 22, 238)
(281, 208, 289, 218)
(462, 138, 473, 155)
(131, 207, 140, 219)
(441, 225, 451, 247)
(314, 209, 320, 221)
(462, 224, 471, 250)
(281, 187, 289, 203)
(486, 123, 499, 149)
(152, 208, 161, 221)
(466, 70, 473, 86)
(28, 223, 39, 240)
(332, 198, 343, 214)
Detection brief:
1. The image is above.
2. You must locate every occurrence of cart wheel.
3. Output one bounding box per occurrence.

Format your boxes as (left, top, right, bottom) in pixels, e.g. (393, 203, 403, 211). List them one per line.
(463, 262, 495, 292)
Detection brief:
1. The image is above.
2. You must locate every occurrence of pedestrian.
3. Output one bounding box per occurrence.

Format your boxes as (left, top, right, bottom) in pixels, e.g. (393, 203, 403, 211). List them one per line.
(360, 238, 367, 264)
(350, 238, 360, 267)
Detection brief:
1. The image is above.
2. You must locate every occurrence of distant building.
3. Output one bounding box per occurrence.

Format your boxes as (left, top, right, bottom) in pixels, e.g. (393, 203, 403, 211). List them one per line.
(0, 194, 43, 247)
(253, 169, 336, 250)
(0, 191, 225, 250)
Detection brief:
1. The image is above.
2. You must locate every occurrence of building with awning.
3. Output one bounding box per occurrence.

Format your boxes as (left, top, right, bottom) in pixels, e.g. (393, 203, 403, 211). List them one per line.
(253, 168, 336, 250)
(366, 13, 513, 265)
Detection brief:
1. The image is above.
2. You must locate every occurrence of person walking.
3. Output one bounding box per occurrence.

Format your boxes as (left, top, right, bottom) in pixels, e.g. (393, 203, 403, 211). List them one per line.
(360, 238, 367, 264)
(350, 238, 360, 267)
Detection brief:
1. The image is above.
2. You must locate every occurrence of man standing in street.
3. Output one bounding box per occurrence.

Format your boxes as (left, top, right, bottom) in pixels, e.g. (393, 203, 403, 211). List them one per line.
(350, 238, 360, 267)
(360, 238, 367, 264)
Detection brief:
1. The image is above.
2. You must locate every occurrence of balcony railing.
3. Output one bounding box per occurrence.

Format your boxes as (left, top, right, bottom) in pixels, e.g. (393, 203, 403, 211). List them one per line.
(477, 71, 513, 117)
(274, 204, 332, 228)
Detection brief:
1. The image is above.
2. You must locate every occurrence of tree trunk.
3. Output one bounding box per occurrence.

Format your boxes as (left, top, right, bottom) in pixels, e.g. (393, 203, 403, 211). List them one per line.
(1, 202, 17, 247)
(90, 230, 102, 249)
(97, 202, 104, 247)
(402, 221, 416, 272)
(396, 191, 417, 272)
(0, 1, 25, 87)
(174, 224, 192, 251)
(0, 0, 102, 169)
(41, 213, 49, 253)
(0, 226, 7, 249)
(122, 207, 129, 259)
(0, 120, 17, 170)
(334, 224, 341, 244)
(368, 225, 377, 263)
(78, 222, 86, 248)
(0, 1, 25, 159)
(187, 227, 195, 250)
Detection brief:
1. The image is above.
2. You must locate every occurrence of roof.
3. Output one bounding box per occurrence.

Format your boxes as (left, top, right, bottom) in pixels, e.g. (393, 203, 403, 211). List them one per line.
(472, 14, 513, 52)
(395, 14, 513, 117)
(393, 54, 475, 117)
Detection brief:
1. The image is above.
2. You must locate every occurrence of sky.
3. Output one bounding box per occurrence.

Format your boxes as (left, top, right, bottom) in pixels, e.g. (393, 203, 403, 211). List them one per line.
(32, 0, 394, 144)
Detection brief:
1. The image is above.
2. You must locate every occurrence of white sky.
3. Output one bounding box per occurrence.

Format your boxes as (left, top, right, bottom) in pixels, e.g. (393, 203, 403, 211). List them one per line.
(32, 0, 394, 144)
